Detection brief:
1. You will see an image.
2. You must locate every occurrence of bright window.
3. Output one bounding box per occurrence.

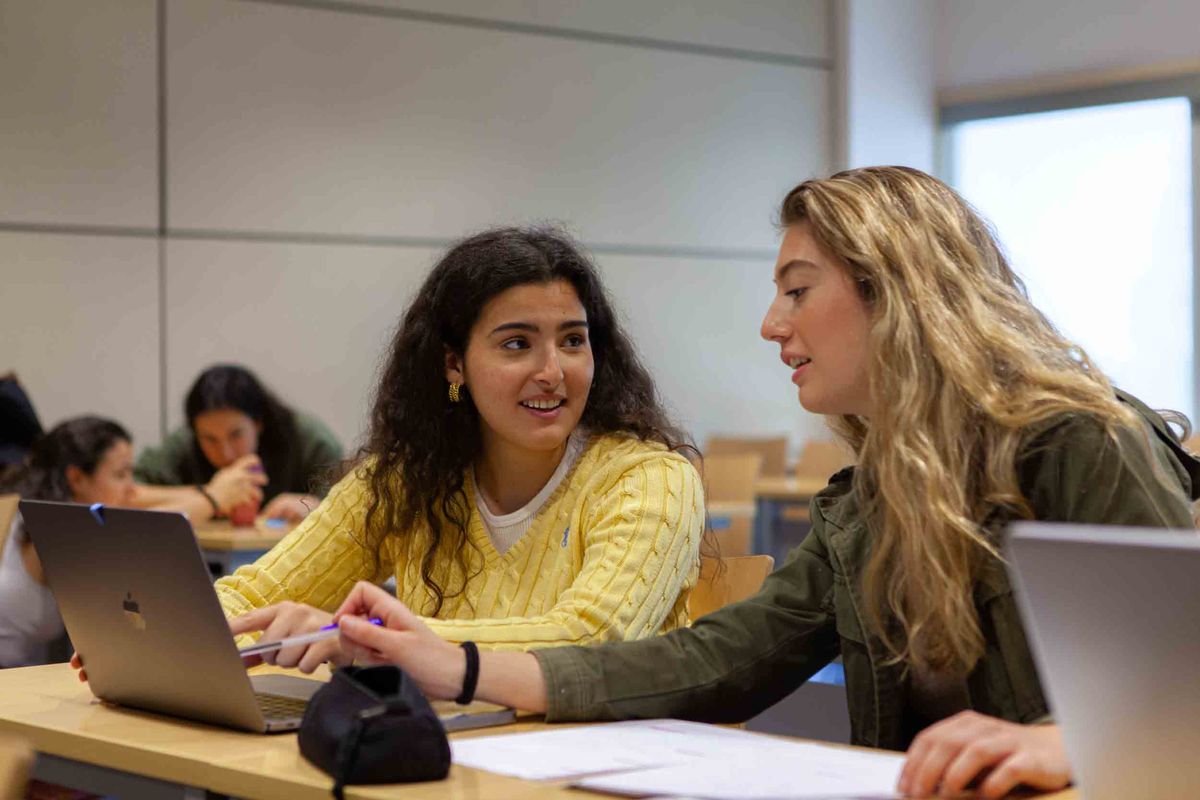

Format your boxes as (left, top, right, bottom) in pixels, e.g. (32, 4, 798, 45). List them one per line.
(948, 97, 1194, 420)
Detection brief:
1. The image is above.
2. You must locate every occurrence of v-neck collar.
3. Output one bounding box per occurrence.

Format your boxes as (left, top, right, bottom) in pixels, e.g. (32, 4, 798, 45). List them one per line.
(465, 433, 594, 566)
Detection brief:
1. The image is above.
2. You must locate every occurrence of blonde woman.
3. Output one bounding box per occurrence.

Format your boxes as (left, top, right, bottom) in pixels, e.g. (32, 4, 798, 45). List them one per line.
(334, 168, 1196, 797)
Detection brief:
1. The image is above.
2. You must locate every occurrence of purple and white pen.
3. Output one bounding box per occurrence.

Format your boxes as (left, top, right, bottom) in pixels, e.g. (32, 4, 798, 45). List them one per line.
(238, 617, 383, 657)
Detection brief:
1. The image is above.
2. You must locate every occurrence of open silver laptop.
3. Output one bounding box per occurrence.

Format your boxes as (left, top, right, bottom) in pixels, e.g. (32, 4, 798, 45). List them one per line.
(1007, 521, 1200, 800)
(20, 500, 321, 733)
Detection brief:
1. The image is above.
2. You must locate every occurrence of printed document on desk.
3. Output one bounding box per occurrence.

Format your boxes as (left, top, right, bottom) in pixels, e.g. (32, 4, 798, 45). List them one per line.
(450, 718, 904, 797)
(575, 739, 905, 799)
(451, 719, 778, 781)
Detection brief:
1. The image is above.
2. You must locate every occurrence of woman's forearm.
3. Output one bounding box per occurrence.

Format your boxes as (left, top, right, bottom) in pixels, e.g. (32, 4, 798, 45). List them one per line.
(475, 651, 548, 713)
(130, 483, 216, 521)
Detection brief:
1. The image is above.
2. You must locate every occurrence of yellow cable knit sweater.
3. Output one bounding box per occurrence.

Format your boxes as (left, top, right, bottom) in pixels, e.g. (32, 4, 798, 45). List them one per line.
(215, 434, 703, 649)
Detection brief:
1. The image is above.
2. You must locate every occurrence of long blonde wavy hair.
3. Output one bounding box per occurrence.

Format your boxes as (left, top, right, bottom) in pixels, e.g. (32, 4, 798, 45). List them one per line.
(781, 166, 1146, 674)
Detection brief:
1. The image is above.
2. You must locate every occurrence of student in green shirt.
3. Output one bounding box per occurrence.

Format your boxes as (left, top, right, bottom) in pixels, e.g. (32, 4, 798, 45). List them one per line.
(331, 167, 1196, 798)
(134, 364, 342, 523)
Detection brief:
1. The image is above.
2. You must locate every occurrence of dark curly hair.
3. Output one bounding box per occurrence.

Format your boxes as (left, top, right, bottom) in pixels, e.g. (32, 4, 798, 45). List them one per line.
(356, 226, 693, 615)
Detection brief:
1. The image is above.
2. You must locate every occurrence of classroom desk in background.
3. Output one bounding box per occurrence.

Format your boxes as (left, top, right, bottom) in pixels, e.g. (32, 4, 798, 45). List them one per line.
(752, 474, 827, 560)
(194, 517, 294, 576)
(0, 664, 1079, 800)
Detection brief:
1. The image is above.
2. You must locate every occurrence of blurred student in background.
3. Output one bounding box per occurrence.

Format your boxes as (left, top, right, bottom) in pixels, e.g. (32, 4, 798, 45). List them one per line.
(134, 365, 342, 523)
(0, 416, 135, 667)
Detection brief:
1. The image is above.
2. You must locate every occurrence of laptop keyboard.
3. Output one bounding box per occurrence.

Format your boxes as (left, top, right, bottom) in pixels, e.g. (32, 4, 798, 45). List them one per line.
(255, 692, 308, 721)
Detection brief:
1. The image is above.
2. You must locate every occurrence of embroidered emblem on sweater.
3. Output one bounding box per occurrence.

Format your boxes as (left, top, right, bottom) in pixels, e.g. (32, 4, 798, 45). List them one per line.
(561, 526, 570, 547)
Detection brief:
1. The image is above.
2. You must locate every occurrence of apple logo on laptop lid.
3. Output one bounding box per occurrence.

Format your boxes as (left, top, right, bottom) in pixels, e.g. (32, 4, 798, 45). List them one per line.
(123, 592, 146, 631)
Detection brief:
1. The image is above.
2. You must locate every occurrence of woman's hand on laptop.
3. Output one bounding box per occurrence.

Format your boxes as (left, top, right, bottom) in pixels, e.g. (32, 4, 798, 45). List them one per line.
(333, 581, 466, 701)
(69, 651, 88, 683)
(897, 711, 1070, 798)
(229, 601, 353, 672)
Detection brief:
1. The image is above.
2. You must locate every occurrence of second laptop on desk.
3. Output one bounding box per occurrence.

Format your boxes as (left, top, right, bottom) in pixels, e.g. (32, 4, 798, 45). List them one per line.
(1008, 521, 1200, 800)
(19, 500, 513, 734)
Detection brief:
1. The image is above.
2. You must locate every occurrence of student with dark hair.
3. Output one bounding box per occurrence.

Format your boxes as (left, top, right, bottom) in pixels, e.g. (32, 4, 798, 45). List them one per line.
(134, 365, 342, 523)
(217, 226, 704, 664)
(0, 416, 134, 667)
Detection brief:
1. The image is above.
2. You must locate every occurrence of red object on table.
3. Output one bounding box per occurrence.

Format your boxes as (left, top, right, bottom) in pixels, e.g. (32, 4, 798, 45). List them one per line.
(229, 499, 260, 527)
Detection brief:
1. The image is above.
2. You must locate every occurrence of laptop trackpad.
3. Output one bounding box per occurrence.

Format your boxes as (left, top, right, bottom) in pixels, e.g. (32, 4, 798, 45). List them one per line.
(250, 674, 324, 700)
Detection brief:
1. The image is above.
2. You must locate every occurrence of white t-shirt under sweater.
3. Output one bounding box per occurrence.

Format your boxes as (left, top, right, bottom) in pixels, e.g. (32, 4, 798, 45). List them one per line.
(473, 431, 588, 555)
(0, 516, 65, 668)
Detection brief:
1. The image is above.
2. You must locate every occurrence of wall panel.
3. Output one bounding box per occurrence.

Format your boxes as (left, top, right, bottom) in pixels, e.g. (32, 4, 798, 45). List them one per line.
(346, 0, 830, 61)
(937, 0, 1200, 93)
(598, 252, 826, 449)
(1, 232, 161, 448)
(167, 0, 826, 251)
(0, 0, 157, 228)
(163, 239, 440, 449)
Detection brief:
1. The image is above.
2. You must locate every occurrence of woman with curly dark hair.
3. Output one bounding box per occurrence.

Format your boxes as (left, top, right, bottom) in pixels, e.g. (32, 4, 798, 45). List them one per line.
(216, 226, 704, 668)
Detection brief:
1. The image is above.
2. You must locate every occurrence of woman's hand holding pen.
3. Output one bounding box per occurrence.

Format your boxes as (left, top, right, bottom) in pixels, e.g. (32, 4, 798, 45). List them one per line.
(229, 601, 351, 672)
(333, 581, 466, 701)
(206, 455, 268, 515)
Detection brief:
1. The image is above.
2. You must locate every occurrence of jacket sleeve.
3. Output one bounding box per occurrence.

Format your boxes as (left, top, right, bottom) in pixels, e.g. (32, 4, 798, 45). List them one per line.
(133, 427, 190, 485)
(214, 469, 391, 619)
(426, 455, 702, 649)
(533, 517, 841, 724)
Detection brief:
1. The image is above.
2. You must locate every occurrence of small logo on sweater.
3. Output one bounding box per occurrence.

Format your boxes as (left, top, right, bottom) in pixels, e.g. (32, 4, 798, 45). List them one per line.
(561, 527, 570, 547)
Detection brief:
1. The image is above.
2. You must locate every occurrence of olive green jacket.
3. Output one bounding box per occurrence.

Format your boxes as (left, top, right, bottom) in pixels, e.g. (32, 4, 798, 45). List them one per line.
(535, 396, 1199, 750)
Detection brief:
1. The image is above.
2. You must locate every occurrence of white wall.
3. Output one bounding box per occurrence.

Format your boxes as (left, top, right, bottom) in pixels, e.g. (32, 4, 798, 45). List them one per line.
(937, 0, 1200, 95)
(3, 0, 835, 457)
(837, 0, 936, 173)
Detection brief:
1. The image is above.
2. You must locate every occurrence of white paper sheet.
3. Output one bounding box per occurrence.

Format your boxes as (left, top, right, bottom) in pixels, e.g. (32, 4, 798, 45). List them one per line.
(450, 719, 784, 781)
(451, 718, 905, 798)
(575, 740, 905, 799)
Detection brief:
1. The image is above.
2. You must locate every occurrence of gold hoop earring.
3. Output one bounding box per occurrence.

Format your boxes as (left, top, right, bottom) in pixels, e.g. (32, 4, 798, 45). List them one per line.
(448, 382, 462, 403)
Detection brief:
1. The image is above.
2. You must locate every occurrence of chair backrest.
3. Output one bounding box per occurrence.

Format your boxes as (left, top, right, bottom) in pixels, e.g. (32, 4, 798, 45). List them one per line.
(707, 513, 753, 557)
(1185, 435, 1200, 455)
(793, 440, 854, 480)
(704, 435, 789, 476)
(700, 453, 762, 504)
(688, 554, 775, 620)
(0, 735, 32, 800)
(0, 494, 18, 565)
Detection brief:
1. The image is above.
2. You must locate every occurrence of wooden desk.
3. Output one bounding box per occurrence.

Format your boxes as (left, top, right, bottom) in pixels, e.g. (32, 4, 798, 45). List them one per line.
(0, 664, 1078, 800)
(752, 475, 828, 560)
(193, 518, 294, 576)
(0, 664, 574, 800)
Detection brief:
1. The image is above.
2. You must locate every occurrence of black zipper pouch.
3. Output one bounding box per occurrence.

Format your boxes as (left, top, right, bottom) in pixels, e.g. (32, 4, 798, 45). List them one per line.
(297, 665, 450, 799)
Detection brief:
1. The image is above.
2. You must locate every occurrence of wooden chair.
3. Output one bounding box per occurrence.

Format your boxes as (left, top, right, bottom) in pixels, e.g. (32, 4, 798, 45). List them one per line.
(0, 494, 19, 565)
(688, 554, 775, 620)
(701, 453, 762, 504)
(772, 442, 854, 525)
(701, 454, 762, 556)
(0, 735, 32, 800)
(793, 440, 854, 480)
(704, 435, 789, 476)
